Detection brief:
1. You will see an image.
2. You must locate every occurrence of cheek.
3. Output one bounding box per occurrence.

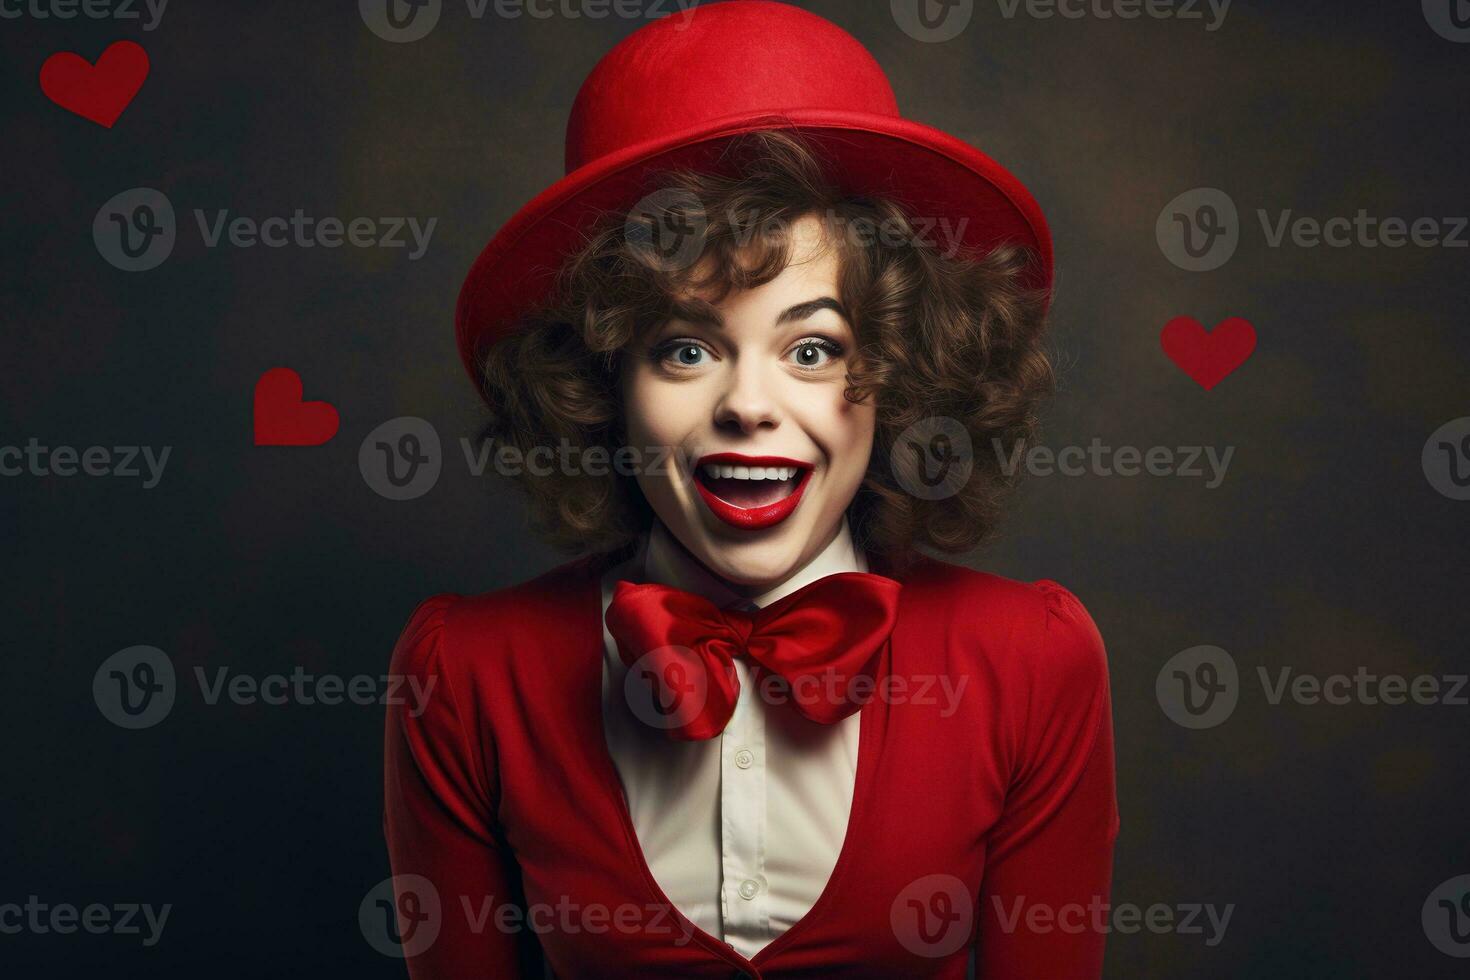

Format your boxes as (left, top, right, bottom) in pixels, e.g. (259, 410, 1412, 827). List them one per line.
(621, 366, 708, 486)
(809, 390, 877, 480)
(621, 365, 669, 449)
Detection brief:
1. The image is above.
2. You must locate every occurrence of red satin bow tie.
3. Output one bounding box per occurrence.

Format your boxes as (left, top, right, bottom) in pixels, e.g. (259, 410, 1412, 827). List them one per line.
(605, 572, 902, 741)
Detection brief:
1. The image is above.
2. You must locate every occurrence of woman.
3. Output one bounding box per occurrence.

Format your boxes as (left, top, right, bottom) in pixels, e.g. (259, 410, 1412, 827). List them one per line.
(384, 3, 1118, 977)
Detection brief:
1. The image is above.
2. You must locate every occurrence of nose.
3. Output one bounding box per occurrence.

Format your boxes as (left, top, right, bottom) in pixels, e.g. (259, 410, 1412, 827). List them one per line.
(713, 360, 781, 435)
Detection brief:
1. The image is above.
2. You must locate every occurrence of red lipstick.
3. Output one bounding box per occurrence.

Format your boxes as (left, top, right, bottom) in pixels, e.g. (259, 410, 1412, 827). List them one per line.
(693, 452, 813, 530)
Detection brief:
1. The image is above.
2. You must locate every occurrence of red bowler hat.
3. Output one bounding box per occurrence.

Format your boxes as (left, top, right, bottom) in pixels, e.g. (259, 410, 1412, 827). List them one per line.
(456, 0, 1053, 383)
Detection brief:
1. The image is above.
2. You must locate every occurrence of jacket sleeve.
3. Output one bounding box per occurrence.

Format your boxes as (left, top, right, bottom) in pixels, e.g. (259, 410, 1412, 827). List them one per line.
(383, 594, 545, 978)
(974, 582, 1120, 979)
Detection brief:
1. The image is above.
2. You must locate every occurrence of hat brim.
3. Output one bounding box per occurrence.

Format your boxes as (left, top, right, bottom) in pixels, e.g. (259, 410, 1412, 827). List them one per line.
(456, 108, 1053, 382)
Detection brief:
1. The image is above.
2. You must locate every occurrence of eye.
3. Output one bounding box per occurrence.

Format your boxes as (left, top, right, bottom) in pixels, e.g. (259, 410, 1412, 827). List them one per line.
(652, 338, 712, 369)
(787, 337, 844, 370)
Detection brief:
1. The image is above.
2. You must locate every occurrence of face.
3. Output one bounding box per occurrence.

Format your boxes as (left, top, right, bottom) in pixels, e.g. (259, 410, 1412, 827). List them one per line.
(621, 214, 877, 592)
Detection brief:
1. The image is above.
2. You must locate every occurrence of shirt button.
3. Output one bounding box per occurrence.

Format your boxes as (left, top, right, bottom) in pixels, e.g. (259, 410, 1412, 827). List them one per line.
(734, 748, 754, 769)
(738, 878, 759, 900)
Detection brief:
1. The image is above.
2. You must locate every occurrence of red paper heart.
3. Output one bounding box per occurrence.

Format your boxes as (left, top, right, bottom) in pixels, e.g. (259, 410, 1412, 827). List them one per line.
(1160, 316, 1257, 391)
(253, 368, 340, 446)
(40, 40, 149, 129)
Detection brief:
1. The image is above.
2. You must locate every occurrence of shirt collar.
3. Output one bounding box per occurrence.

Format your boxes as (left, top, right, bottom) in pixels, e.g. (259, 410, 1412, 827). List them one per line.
(638, 517, 867, 609)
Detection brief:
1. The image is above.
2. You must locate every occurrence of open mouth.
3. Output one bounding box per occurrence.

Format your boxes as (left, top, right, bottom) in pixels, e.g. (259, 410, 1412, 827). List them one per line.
(693, 453, 814, 530)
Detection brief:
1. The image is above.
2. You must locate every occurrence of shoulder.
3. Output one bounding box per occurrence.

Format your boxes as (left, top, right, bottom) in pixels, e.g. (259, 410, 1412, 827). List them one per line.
(389, 593, 458, 679)
(897, 557, 1112, 784)
(389, 553, 611, 680)
(896, 554, 1109, 696)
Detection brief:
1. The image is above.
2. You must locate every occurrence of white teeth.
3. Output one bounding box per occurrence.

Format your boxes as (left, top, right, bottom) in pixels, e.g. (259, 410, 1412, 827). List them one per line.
(703, 463, 801, 481)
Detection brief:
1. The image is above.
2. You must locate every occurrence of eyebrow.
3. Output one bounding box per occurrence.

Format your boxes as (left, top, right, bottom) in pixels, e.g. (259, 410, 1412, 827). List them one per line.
(665, 296, 849, 329)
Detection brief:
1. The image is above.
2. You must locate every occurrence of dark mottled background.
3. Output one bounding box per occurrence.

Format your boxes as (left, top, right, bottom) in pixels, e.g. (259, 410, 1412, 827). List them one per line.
(2, 0, 1468, 976)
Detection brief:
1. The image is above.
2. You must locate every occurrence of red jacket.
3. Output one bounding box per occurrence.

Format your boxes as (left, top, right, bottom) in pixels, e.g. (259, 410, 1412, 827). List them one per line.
(384, 551, 1118, 978)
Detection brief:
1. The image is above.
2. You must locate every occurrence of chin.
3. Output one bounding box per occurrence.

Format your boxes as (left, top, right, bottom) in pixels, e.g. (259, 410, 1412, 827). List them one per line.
(692, 530, 810, 590)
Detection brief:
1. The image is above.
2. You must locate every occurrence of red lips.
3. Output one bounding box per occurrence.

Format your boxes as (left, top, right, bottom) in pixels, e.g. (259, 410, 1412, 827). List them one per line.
(694, 453, 813, 530)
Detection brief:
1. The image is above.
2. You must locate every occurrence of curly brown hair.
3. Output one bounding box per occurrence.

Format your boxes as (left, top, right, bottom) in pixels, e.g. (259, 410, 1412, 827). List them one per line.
(476, 130, 1054, 564)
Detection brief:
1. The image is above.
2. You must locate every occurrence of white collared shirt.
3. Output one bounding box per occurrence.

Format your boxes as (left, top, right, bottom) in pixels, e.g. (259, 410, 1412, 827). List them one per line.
(599, 518, 867, 958)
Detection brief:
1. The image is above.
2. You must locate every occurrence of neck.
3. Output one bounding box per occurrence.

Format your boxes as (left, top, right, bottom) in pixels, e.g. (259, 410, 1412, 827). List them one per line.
(720, 524, 843, 599)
